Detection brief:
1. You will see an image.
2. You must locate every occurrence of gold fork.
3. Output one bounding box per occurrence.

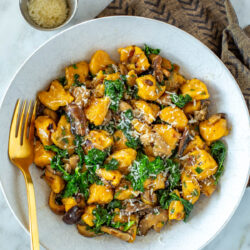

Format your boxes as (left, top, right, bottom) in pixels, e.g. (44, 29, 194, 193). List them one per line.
(8, 100, 40, 250)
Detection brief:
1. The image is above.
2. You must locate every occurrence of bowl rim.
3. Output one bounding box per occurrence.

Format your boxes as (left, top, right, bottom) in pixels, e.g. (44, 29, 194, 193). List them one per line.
(1, 15, 249, 250)
(19, 0, 78, 31)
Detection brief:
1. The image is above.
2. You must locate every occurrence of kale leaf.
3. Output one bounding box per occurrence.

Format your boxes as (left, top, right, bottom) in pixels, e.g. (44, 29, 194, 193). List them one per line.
(103, 158, 119, 170)
(44, 145, 69, 176)
(165, 159, 181, 191)
(84, 148, 107, 166)
(107, 199, 122, 210)
(74, 135, 84, 168)
(170, 93, 192, 108)
(92, 205, 113, 232)
(72, 74, 84, 87)
(158, 192, 193, 221)
(104, 79, 125, 111)
(126, 85, 139, 100)
(58, 76, 67, 87)
(143, 44, 160, 56)
(168, 192, 193, 221)
(210, 140, 227, 184)
(126, 153, 166, 191)
(117, 109, 140, 149)
(89, 121, 116, 135)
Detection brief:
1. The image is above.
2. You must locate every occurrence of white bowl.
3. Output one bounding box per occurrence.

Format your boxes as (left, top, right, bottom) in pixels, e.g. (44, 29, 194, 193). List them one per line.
(0, 16, 249, 250)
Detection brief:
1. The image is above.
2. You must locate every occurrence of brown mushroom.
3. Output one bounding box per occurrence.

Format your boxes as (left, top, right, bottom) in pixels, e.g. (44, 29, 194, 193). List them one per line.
(66, 103, 87, 136)
(138, 208, 168, 236)
(72, 86, 91, 108)
(152, 55, 164, 83)
(118, 63, 128, 75)
(141, 190, 157, 205)
(77, 224, 103, 237)
(122, 199, 153, 215)
(140, 132, 172, 157)
(178, 128, 191, 156)
(156, 93, 172, 106)
(152, 133, 172, 157)
(194, 100, 210, 122)
(101, 226, 134, 242)
(62, 206, 84, 224)
(46, 164, 62, 176)
(48, 191, 65, 215)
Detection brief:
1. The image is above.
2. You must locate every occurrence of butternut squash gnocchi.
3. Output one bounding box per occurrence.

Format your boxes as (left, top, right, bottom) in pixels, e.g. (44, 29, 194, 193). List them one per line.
(34, 44, 229, 242)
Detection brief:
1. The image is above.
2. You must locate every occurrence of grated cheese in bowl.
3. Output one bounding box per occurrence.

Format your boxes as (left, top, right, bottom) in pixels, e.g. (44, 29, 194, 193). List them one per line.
(27, 0, 69, 28)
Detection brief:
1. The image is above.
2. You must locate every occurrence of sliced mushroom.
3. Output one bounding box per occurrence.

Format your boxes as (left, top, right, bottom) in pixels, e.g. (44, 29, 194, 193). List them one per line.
(156, 93, 172, 106)
(66, 103, 87, 136)
(141, 190, 157, 205)
(152, 55, 164, 83)
(122, 199, 153, 215)
(48, 191, 65, 215)
(138, 208, 168, 236)
(152, 133, 172, 157)
(102, 110, 112, 125)
(140, 132, 172, 157)
(72, 86, 91, 108)
(69, 154, 79, 170)
(62, 206, 84, 224)
(46, 164, 62, 176)
(194, 100, 210, 122)
(118, 63, 128, 75)
(119, 101, 132, 112)
(101, 226, 134, 242)
(178, 128, 191, 156)
(77, 224, 103, 237)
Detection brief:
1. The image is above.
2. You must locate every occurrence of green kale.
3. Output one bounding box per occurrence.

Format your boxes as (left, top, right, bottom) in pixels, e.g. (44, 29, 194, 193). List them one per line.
(210, 141, 227, 184)
(169, 192, 193, 221)
(165, 159, 181, 191)
(123, 221, 135, 231)
(157, 189, 169, 209)
(158, 192, 193, 221)
(126, 85, 139, 99)
(63, 147, 105, 199)
(78, 165, 102, 199)
(44, 145, 69, 176)
(89, 121, 116, 135)
(72, 74, 84, 87)
(110, 220, 135, 231)
(74, 135, 84, 168)
(58, 76, 67, 87)
(107, 199, 122, 210)
(195, 167, 203, 174)
(171, 93, 192, 108)
(126, 153, 166, 192)
(103, 158, 119, 170)
(84, 148, 107, 166)
(120, 75, 127, 83)
(104, 79, 125, 111)
(63, 175, 79, 197)
(143, 44, 160, 56)
(92, 205, 113, 232)
(118, 110, 140, 149)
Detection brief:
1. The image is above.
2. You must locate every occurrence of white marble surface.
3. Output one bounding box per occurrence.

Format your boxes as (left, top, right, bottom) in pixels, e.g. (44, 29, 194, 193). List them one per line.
(0, 0, 249, 250)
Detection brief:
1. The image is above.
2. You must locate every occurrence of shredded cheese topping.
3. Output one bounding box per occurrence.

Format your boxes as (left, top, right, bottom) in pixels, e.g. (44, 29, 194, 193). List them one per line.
(28, 0, 69, 28)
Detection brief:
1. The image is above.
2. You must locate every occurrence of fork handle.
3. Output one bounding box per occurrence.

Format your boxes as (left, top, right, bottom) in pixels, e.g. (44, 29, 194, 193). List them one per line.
(23, 170, 40, 250)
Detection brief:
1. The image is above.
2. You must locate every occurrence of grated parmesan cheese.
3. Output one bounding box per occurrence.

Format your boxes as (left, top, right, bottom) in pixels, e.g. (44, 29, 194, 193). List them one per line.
(28, 0, 69, 28)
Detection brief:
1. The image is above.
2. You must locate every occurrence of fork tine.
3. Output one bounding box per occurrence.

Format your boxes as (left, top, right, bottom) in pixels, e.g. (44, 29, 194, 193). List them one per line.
(9, 99, 20, 141)
(17, 100, 27, 142)
(29, 100, 37, 142)
(23, 100, 32, 141)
